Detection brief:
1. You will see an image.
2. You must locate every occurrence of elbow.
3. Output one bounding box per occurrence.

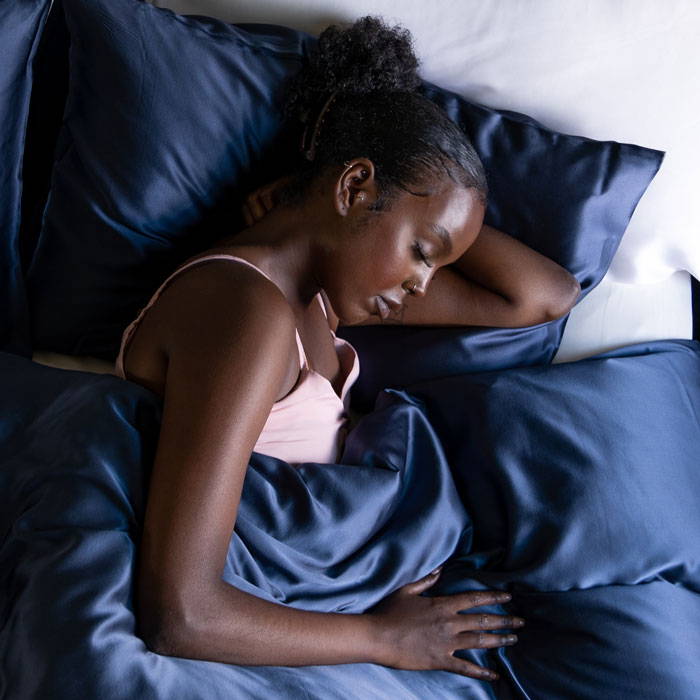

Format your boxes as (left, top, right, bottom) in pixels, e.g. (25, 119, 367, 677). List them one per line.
(137, 585, 227, 659)
(136, 569, 234, 660)
(138, 605, 191, 657)
(136, 579, 201, 657)
(515, 273, 581, 326)
(141, 624, 181, 658)
(541, 273, 581, 322)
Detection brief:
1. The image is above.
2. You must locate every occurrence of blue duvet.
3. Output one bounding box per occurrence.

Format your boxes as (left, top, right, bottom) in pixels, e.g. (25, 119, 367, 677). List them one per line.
(1, 339, 699, 699)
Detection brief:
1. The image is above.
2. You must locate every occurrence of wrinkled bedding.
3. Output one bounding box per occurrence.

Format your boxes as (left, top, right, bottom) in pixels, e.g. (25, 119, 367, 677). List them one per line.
(1, 339, 699, 699)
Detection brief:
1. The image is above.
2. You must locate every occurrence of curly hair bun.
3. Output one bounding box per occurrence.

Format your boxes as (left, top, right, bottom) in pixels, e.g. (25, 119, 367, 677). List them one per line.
(279, 16, 488, 211)
(286, 16, 421, 123)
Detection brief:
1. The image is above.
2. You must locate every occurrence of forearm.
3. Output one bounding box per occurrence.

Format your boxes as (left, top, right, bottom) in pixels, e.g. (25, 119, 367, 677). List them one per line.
(144, 579, 381, 667)
(452, 223, 581, 319)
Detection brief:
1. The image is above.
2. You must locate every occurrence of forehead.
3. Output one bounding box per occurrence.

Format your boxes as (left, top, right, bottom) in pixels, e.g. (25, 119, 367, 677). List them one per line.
(398, 184, 485, 252)
(423, 183, 481, 222)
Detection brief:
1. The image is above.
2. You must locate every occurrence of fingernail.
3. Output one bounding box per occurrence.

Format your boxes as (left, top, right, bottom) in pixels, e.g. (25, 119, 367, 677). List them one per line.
(506, 635, 518, 645)
(499, 593, 512, 602)
(431, 566, 443, 575)
(483, 670, 499, 681)
(514, 618, 526, 627)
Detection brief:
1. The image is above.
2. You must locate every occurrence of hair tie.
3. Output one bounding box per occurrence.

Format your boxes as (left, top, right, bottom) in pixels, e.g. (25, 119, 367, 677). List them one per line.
(300, 91, 339, 161)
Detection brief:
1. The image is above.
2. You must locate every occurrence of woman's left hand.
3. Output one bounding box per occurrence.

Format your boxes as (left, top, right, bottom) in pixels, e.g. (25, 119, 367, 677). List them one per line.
(242, 175, 292, 226)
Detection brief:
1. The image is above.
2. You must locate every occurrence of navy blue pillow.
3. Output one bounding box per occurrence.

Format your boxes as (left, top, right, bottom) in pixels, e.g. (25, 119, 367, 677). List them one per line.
(26, 0, 664, 398)
(403, 339, 700, 593)
(403, 339, 700, 698)
(0, 0, 53, 356)
(341, 88, 665, 410)
(27, 0, 314, 357)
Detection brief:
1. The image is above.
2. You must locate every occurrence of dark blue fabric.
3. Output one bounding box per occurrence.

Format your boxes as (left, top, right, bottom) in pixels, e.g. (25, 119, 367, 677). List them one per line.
(0, 0, 52, 356)
(402, 338, 700, 698)
(2, 339, 700, 698)
(26, 0, 664, 384)
(340, 89, 665, 411)
(0, 352, 482, 699)
(27, 0, 315, 358)
(403, 339, 700, 592)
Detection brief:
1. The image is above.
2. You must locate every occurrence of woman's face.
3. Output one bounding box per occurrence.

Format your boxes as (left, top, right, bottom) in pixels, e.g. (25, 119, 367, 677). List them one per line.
(322, 176, 486, 325)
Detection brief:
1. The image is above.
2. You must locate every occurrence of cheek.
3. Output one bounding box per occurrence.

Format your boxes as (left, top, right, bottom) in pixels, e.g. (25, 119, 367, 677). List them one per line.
(321, 258, 365, 316)
(373, 253, 409, 292)
(364, 235, 406, 282)
(330, 223, 408, 301)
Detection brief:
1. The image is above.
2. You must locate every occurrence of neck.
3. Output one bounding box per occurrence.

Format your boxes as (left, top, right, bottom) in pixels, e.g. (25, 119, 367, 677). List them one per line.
(214, 201, 329, 307)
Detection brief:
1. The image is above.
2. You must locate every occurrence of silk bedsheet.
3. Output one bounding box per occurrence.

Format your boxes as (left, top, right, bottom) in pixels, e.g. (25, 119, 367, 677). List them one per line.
(1, 339, 699, 699)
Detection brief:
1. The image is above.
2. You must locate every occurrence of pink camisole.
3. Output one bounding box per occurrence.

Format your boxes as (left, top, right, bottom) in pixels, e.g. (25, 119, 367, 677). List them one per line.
(115, 254, 360, 465)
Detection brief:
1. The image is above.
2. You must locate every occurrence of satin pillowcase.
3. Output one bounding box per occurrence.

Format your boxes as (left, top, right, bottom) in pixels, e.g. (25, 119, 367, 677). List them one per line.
(25, 0, 664, 407)
(0, 0, 53, 355)
(27, 0, 315, 357)
(342, 86, 665, 410)
(404, 339, 700, 593)
(403, 338, 700, 700)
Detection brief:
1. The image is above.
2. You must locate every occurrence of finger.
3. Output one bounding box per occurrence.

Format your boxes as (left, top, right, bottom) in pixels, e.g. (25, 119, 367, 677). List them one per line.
(246, 194, 267, 222)
(447, 590, 512, 611)
(400, 566, 443, 595)
(458, 631, 518, 649)
(260, 188, 275, 211)
(242, 202, 254, 227)
(447, 656, 500, 682)
(460, 613, 525, 631)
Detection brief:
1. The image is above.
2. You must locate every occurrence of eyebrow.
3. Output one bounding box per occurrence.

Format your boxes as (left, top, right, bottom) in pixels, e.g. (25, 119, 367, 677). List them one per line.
(430, 224, 453, 256)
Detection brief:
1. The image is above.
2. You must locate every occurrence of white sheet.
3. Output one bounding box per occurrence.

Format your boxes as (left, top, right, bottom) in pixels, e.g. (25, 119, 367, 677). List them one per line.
(554, 270, 693, 364)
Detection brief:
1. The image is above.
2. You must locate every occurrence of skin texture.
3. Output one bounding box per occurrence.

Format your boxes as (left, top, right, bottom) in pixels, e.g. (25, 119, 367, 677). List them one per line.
(125, 159, 579, 680)
(307, 160, 484, 326)
(241, 163, 581, 330)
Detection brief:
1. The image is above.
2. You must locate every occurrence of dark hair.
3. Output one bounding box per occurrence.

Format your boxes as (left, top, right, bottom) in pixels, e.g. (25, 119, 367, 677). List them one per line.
(280, 16, 488, 210)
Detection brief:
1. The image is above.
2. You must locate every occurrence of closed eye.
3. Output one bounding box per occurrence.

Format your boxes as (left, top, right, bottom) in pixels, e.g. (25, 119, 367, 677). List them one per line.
(413, 242, 434, 268)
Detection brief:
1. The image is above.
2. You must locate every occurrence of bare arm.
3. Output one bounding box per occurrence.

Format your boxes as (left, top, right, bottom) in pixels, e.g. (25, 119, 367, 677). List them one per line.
(137, 266, 518, 678)
(447, 223, 581, 324)
(136, 264, 522, 678)
(243, 181, 580, 330)
(357, 223, 581, 328)
(136, 267, 377, 665)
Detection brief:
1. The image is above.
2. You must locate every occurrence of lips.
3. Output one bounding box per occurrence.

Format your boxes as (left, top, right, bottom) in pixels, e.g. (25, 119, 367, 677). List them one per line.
(375, 296, 404, 320)
(376, 296, 390, 320)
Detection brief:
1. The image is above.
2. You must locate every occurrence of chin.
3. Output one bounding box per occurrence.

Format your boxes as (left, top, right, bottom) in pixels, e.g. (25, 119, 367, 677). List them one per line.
(327, 291, 376, 326)
(339, 305, 372, 326)
(344, 316, 368, 327)
(337, 312, 364, 326)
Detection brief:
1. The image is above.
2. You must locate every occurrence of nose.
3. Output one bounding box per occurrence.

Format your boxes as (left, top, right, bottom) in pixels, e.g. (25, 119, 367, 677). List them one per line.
(404, 269, 432, 298)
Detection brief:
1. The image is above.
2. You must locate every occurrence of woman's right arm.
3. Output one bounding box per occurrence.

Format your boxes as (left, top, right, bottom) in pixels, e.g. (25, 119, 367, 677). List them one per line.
(136, 264, 521, 680)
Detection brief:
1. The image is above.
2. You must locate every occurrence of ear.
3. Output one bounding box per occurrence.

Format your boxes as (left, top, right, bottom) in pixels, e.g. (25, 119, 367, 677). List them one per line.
(334, 159, 377, 216)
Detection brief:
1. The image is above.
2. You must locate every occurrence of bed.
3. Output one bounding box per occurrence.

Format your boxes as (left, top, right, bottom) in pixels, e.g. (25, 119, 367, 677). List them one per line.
(2, 1, 699, 698)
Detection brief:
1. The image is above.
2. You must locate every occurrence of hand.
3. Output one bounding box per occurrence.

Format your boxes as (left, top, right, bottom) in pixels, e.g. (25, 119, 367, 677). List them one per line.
(367, 568, 523, 681)
(241, 175, 293, 226)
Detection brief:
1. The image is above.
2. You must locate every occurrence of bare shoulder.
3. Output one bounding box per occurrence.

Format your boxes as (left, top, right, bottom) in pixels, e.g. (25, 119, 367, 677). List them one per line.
(150, 261, 299, 398)
(134, 262, 299, 629)
(159, 260, 284, 328)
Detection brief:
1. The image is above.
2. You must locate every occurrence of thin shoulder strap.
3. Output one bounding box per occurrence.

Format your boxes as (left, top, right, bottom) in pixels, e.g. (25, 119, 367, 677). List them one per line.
(316, 290, 340, 339)
(316, 291, 329, 319)
(116, 254, 308, 377)
(186, 255, 309, 369)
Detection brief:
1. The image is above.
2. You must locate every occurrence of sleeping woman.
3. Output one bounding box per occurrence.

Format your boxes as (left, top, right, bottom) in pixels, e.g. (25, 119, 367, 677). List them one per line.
(115, 16, 580, 682)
